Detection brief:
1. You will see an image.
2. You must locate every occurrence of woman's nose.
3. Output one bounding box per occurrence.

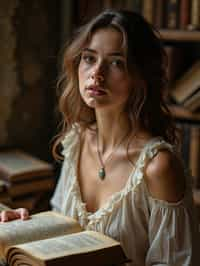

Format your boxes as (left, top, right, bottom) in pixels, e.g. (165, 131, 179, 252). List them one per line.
(91, 68, 105, 84)
(91, 71, 104, 83)
(91, 60, 105, 84)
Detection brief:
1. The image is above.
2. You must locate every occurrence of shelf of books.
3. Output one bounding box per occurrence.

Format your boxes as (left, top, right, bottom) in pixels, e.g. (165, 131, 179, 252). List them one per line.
(160, 30, 200, 42)
(169, 105, 200, 122)
(159, 11, 200, 210)
(140, 0, 200, 205)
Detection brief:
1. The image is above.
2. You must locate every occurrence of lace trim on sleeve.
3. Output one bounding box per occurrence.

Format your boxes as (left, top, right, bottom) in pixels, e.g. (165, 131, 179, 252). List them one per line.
(61, 125, 80, 159)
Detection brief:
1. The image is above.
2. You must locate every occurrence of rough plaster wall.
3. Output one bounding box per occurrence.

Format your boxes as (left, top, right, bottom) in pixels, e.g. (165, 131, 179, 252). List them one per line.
(0, 1, 58, 159)
(0, 0, 20, 144)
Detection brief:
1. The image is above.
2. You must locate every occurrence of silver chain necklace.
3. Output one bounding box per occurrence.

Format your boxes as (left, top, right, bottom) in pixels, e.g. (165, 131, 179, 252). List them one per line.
(96, 132, 127, 180)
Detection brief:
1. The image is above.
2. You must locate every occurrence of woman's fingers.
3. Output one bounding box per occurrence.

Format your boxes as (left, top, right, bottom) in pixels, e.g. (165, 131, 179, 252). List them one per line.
(0, 210, 19, 222)
(15, 208, 30, 220)
(0, 208, 29, 222)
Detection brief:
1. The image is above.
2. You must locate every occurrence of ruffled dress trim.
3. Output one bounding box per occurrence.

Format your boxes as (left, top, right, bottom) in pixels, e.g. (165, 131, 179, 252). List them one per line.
(61, 130, 191, 227)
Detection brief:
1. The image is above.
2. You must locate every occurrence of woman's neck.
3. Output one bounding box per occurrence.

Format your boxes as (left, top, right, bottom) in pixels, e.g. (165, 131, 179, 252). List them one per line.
(95, 109, 131, 154)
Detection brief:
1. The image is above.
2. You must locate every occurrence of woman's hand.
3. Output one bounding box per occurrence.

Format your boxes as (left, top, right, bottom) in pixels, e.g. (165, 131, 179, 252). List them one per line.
(0, 208, 29, 222)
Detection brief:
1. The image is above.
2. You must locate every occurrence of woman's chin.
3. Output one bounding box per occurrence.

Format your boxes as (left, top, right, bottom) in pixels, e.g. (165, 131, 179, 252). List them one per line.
(85, 97, 104, 108)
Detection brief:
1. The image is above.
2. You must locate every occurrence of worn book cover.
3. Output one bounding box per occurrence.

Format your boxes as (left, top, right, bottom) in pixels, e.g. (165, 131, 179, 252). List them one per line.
(171, 61, 200, 104)
(4, 176, 55, 197)
(0, 150, 54, 183)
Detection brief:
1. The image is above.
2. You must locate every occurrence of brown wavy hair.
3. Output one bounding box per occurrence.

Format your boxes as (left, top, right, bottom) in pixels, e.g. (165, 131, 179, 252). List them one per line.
(53, 9, 178, 159)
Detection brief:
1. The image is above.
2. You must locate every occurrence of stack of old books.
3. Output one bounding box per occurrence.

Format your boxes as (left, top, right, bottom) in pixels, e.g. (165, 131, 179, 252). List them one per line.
(0, 150, 55, 213)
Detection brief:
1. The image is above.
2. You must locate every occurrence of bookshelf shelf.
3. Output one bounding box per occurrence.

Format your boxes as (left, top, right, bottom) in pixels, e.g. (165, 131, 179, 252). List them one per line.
(169, 105, 200, 122)
(160, 30, 200, 42)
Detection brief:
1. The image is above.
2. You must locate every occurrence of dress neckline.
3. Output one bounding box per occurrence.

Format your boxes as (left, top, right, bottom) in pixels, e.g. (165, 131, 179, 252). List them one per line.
(72, 135, 162, 219)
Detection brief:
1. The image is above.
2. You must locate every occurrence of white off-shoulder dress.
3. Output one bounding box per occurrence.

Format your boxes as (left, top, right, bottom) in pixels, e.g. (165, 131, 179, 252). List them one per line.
(51, 128, 199, 266)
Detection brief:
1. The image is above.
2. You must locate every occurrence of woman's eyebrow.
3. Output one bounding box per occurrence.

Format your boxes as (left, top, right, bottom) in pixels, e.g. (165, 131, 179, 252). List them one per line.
(82, 48, 97, 54)
(83, 48, 124, 57)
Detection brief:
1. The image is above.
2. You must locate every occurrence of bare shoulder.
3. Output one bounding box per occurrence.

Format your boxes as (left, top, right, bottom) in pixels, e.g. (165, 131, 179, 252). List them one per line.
(145, 149, 185, 202)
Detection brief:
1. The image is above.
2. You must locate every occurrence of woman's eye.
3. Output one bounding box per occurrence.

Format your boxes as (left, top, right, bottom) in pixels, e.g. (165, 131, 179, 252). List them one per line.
(110, 59, 125, 68)
(82, 54, 95, 64)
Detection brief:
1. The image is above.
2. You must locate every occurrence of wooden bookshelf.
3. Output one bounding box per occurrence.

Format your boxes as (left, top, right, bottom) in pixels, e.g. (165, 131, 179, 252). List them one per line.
(160, 29, 200, 42)
(169, 105, 200, 122)
(193, 189, 200, 206)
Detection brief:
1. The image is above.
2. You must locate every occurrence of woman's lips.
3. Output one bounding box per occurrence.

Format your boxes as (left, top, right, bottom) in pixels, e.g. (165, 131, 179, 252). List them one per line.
(86, 85, 106, 96)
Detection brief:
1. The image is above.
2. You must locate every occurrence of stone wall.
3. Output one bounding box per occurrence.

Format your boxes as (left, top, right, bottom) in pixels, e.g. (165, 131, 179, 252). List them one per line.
(0, 1, 59, 160)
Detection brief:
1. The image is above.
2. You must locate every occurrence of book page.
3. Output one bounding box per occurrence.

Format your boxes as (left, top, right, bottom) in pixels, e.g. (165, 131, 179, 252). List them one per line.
(10, 231, 120, 261)
(0, 211, 81, 259)
(0, 203, 11, 212)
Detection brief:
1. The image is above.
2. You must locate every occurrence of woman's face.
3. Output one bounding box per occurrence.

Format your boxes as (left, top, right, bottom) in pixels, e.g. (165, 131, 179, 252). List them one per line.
(78, 27, 134, 111)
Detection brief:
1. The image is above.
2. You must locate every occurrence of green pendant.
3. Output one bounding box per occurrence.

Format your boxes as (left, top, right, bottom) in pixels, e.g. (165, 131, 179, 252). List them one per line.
(99, 167, 106, 180)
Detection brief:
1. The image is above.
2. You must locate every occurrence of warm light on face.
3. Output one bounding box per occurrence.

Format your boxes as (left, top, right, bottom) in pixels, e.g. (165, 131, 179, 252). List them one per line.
(78, 28, 133, 111)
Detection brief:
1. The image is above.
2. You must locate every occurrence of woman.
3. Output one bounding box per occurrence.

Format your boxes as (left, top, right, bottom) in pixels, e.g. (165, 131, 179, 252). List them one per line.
(1, 10, 198, 266)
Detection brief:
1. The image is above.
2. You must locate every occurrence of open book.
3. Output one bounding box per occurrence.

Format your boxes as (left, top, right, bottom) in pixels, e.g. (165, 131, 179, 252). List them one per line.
(0, 211, 128, 266)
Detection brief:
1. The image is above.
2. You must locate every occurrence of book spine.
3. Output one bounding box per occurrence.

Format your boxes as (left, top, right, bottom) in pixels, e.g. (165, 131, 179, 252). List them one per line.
(179, 0, 191, 29)
(176, 122, 184, 153)
(165, 45, 185, 88)
(165, 0, 180, 29)
(142, 0, 154, 24)
(113, 0, 124, 9)
(165, 46, 177, 85)
(190, 0, 200, 30)
(133, 0, 142, 13)
(153, 0, 165, 29)
(180, 123, 190, 168)
(125, 0, 134, 10)
(183, 88, 200, 112)
(6, 177, 55, 197)
(170, 61, 200, 103)
(189, 125, 200, 188)
(103, 0, 113, 8)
